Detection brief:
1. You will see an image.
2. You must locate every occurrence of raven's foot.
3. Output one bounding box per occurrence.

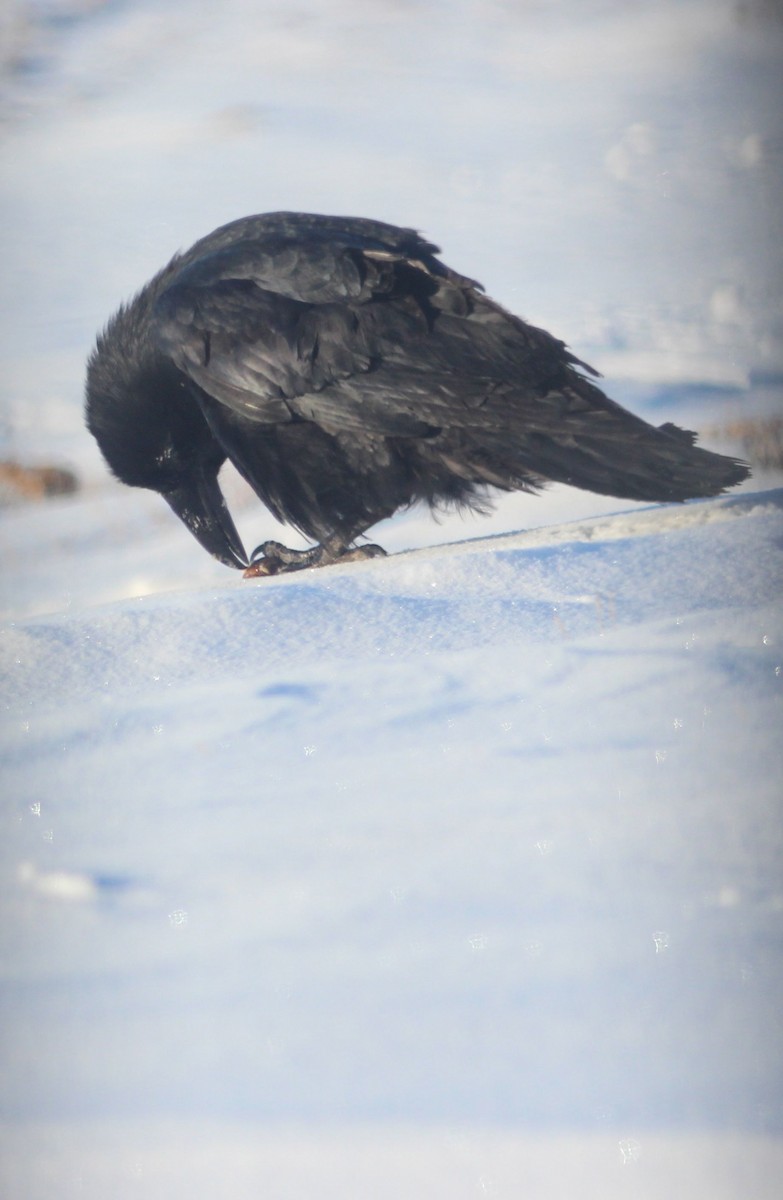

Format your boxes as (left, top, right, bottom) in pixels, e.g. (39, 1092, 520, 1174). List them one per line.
(243, 538, 386, 578)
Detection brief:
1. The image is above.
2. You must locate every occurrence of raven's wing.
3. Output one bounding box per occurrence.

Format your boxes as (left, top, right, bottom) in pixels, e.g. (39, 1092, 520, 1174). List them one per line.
(150, 226, 598, 441)
(151, 223, 747, 505)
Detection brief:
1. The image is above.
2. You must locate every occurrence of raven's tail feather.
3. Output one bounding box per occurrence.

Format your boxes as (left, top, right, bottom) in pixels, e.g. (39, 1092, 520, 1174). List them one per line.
(457, 419, 750, 503)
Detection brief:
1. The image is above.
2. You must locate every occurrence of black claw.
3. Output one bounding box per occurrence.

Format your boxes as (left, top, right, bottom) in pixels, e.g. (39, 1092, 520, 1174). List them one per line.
(244, 537, 387, 578)
(339, 543, 387, 562)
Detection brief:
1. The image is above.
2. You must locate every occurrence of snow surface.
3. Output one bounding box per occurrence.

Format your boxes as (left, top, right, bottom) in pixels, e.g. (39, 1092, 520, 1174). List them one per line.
(2, 0, 783, 1196)
(2, 490, 782, 1197)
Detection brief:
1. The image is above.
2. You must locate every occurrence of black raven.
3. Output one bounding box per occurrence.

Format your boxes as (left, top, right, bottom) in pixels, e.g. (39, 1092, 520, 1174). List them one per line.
(85, 212, 749, 575)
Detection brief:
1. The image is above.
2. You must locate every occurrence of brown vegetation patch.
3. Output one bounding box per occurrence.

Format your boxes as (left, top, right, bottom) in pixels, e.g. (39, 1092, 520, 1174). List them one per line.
(0, 460, 79, 505)
(711, 416, 783, 471)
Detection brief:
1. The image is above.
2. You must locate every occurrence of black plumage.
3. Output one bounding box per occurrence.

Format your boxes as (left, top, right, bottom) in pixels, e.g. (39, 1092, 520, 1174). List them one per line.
(85, 211, 749, 574)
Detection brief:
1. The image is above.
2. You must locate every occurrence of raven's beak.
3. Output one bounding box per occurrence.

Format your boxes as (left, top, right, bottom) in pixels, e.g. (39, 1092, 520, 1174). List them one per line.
(165, 470, 248, 568)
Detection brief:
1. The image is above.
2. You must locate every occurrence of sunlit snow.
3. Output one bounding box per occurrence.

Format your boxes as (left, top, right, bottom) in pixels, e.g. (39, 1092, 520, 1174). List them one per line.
(1, 1, 782, 1197)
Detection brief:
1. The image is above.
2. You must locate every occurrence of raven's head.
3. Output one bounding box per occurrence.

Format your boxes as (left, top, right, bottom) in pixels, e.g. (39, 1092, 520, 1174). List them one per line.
(85, 308, 248, 569)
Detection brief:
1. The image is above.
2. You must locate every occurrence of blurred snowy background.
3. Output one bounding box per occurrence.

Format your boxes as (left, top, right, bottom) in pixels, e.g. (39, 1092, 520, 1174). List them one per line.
(1, 1, 782, 1196)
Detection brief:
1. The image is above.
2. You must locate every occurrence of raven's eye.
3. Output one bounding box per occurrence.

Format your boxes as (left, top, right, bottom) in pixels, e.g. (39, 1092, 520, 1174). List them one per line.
(152, 443, 183, 487)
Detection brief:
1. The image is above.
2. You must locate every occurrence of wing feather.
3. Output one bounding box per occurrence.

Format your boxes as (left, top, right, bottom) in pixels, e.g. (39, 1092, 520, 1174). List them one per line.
(150, 227, 611, 446)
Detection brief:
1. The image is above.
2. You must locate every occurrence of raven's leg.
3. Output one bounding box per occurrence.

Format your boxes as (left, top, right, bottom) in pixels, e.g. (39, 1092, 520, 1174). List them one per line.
(243, 534, 386, 577)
